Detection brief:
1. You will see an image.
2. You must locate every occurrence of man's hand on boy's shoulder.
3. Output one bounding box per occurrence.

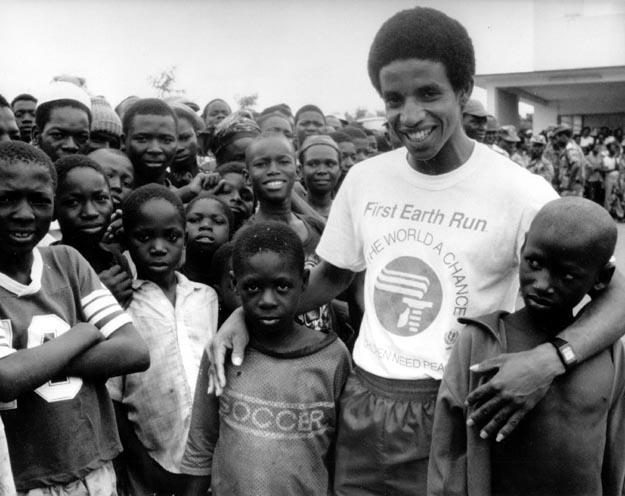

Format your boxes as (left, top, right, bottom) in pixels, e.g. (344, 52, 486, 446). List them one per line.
(465, 343, 564, 442)
(207, 307, 249, 396)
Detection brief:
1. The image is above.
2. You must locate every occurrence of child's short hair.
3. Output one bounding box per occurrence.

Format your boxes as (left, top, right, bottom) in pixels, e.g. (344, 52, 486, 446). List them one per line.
(367, 7, 475, 94)
(35, 99, 92, 132)
(201, 98, 231, 123)
(215, 161, 247, 175)
(531, 197, 617, 268)
(295, 105, 325, 125)
(186, 194, 235, 237)
(209, 241, 234, 286)
(232, 221, 305, 277)
(122, 183, 185, 230)
(122, 98, 178, 136)
(0, 141, 57, 189)
(245, 132, 296, 164)
(55, 154, 108, 194)
(11, 93, 37, 108)
(330, 131, 354, 145)
(171, 103, 205, 133)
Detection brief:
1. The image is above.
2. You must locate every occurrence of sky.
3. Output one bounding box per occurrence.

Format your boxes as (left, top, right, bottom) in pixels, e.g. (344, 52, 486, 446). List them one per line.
(0, 0, 562, 117)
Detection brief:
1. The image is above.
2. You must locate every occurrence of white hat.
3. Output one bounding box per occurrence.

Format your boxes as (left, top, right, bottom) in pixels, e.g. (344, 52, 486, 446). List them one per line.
(38, 81, 91, 113)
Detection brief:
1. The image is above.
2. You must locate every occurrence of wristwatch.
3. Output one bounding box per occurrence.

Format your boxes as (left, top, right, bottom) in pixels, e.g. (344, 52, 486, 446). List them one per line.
(549, 337, 578, 371)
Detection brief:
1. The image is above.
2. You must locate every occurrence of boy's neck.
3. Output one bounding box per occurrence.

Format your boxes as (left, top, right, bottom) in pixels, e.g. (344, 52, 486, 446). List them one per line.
(510, 306, 575, 339)
(307, 191, 333, 210)
(134, 171, 167, 188)
(182, 253, 212, 283)
(247, 319, 319, 354)
(256, 199, 295, 223)
(141, 270, 178, 306)
(0, 251, 34, 285)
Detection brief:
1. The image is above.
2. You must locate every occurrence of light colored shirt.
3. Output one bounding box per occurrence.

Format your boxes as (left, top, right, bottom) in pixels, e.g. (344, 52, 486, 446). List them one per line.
(107, 272, 218, 473)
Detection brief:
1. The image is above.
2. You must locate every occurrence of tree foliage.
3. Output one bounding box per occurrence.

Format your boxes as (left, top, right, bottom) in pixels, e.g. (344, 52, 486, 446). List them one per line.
(148, 66, 184, 98)
(236, 93, 258, 112)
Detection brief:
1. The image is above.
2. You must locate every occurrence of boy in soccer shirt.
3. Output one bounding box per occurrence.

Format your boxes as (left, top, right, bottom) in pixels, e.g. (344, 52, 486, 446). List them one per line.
(429, 198, 625, 496)
(0, 141, 149, 494)
(182, 221, 351, 495)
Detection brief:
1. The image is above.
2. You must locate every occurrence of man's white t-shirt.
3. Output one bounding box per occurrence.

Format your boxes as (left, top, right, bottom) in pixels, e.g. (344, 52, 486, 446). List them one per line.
(316, 143, 558, 380)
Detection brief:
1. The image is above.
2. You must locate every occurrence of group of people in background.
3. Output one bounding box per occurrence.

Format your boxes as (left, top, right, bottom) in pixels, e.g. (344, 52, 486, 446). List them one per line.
(1, 5, 625, 496)
(461, 97, 625, 219)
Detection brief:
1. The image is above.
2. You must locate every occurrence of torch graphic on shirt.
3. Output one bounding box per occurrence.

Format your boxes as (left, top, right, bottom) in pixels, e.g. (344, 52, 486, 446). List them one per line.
(375, 267, 433, 333)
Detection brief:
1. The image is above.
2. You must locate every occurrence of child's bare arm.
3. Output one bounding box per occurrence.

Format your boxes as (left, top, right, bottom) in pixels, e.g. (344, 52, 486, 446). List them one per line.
(0, 322, 101, 401)
(64, 323, 150, 379)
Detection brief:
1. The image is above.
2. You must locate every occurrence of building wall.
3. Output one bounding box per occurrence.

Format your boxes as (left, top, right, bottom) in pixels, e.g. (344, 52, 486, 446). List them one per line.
(533, 0, 625, 71)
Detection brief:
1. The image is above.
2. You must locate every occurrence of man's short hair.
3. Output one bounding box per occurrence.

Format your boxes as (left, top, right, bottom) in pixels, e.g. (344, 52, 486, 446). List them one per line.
(122, 98, 178, 136)
(295, 105, 325, 125)
(11, 93, 37, 108)
(35, 100, 92, 132)
(367, 7, 475, 94)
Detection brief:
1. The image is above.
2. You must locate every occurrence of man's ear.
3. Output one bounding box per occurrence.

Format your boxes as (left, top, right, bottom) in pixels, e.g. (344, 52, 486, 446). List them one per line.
(31, 125, 40, 146)
(592, 262, 615, 293)
(458, 78, 475, 109)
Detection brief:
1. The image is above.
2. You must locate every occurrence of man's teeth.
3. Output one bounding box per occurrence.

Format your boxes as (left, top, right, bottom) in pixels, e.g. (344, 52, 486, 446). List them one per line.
(12, 232, 31, 238)
(267, 181, 283, 187)
(406, 129, 433, 142)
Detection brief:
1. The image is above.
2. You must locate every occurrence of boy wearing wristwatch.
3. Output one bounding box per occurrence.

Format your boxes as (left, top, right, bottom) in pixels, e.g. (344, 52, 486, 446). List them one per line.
(429, 197, 625, 496)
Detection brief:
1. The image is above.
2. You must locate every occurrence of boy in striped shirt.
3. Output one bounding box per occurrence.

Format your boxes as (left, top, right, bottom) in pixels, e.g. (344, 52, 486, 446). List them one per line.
(0, 141, 149, 494)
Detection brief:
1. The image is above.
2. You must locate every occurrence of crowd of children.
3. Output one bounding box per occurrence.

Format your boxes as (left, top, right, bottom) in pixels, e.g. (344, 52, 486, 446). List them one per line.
(1, 5, 625, 496)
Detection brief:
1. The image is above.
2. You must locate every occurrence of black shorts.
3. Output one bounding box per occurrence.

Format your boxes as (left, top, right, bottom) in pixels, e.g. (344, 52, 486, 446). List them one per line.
(333, 367, 441, 496)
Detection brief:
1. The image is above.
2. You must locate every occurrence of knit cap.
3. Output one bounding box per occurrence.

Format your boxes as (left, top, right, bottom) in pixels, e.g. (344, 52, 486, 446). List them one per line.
(298, 135, 340, 164)
(90, 96, 122, 138)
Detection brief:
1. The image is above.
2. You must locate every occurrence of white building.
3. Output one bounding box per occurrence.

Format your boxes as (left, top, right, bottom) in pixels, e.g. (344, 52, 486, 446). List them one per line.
(474, 0, 625, 134)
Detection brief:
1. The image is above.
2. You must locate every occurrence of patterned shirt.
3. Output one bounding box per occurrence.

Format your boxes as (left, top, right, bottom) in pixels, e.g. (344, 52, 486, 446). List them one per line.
(181, 333, 352, 495)
(107, 272, 218, 473)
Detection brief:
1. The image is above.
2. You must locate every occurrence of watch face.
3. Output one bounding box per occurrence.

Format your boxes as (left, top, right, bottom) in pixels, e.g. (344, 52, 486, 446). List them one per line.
(561, 345, 576, 364)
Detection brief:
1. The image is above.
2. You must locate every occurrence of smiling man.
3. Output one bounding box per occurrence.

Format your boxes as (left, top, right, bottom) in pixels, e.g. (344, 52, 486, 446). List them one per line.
(211, 7, 625, 495)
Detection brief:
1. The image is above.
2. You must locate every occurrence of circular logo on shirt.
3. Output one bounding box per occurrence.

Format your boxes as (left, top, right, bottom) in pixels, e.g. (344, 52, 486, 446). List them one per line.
(373, 256, 442, 337)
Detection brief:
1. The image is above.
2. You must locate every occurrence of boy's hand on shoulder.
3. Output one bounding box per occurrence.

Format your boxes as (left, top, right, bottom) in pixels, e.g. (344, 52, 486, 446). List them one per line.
(99, 265, 133, 308)
(465, 343, 564, 442)
(102, 210, 124, 246)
